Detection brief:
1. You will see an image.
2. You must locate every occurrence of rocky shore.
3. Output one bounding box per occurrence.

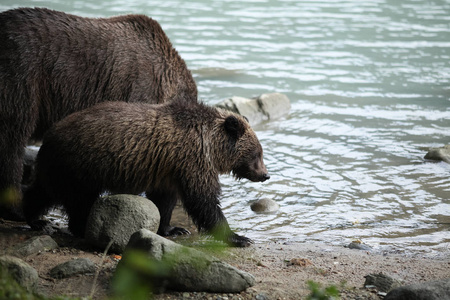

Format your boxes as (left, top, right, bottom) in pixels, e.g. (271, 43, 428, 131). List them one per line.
(1, 205, 449, 300)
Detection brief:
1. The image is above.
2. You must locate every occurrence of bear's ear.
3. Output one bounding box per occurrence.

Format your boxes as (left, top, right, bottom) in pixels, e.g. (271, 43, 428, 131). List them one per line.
(224, 115, 245, 139)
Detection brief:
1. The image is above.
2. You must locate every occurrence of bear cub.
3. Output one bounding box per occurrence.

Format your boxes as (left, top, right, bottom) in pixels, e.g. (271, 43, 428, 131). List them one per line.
(23, 101, 270, 247)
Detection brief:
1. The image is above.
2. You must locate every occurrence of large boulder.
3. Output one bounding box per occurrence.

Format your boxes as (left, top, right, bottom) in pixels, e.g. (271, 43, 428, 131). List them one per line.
(216, 93, 291, 126)
(385, 278, 450, 300)
(0, 255, 39, 291)
(115, 229, 255, 293)
(85, 194, 160, 253)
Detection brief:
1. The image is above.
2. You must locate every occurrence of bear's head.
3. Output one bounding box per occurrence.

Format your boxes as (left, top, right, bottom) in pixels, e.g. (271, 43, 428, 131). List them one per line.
(222, 115, 270, 183)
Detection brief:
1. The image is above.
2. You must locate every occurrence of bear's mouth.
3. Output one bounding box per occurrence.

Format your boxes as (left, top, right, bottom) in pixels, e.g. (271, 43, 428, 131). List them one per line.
(249, 173, 270, 182)
(232, 168, 270, 183)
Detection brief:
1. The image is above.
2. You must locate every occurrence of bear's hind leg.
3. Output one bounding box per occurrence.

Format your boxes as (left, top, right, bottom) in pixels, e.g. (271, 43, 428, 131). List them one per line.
(64, 190, 99, 237)
(147, 189, 190, 237)
(23, 183, 53, 230)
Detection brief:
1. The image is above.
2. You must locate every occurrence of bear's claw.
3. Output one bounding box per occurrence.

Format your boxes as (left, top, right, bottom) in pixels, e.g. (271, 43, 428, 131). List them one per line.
(160, 226, 191, 237)
(227, 233, 254, 247)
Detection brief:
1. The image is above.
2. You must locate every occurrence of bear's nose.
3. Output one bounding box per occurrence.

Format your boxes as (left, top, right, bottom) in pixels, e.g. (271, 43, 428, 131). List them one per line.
(261, 173, 270, 182)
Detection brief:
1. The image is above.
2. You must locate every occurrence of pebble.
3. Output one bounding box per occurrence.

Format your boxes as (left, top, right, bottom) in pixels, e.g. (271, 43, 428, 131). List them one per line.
(347, 242, 372, 251)
(255, 294, 269, 300)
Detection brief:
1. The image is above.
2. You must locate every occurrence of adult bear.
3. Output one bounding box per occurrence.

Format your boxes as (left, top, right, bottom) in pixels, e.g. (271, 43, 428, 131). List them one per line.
(23, 101, 270, 247)
(0, 7, 197, 219)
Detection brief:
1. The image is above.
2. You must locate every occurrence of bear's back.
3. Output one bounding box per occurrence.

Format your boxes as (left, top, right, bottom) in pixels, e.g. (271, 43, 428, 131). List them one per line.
(0, 8, 172, 60)
(39, 101, 222, 193)
(0, 7, 197, 139)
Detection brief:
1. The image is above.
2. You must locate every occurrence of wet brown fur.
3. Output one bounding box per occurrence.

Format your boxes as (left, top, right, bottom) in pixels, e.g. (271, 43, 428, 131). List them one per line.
(23, 101, 269, 247)
(0, 7, 197, 219)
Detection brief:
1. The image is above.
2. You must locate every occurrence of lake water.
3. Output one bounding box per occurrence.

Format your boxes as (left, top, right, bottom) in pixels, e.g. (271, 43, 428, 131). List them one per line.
(3, 0, 449, 257)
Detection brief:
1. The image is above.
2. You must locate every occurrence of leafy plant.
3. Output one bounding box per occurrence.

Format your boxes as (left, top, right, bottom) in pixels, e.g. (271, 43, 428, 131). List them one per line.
(110, 249, 170, 300)
(306, 280, 339, 300)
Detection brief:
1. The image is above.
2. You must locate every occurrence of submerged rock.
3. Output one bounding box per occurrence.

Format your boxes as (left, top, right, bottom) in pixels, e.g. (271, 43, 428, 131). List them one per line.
(14, 235, 58, 257)
(49, 258, 96, 279)
(85, 194, 160, 253)
(250, 198, 279, 213)
(116, 229, 255, 293)
(0, 255, 38, 291)
(385, 278, 450, 300)
(424, 145, 450, 163)
(216, 93, 291, 126)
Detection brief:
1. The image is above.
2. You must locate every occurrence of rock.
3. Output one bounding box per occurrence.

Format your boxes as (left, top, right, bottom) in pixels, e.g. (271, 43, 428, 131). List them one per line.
(14, 235, 58, 257)
(364, 273, 402, 293)
(85, 194, 160, 253)
(347, 241, 372, 251)
(385, 278, 450, 300)
(255, 294, 270, 300)
(49, 258, 96, 279)
(116, 229, 255, 293)
(424, 145, 450, 163)
(250, 198, 279, 213)
(217, 96, 266, 125)
(216, 93, 291, 126)
(0, 255, 38, 290)
(258, 93, 291, 120)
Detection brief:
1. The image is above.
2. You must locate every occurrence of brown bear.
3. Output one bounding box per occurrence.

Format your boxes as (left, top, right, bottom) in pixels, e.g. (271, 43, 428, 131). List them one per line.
(23, 100, 270, 247)
(0, 7, 197, 220)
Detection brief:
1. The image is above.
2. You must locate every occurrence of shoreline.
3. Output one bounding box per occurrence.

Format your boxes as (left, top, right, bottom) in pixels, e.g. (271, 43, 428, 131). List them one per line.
(222, 241, 450, 299)
(1, 211, 449, 299)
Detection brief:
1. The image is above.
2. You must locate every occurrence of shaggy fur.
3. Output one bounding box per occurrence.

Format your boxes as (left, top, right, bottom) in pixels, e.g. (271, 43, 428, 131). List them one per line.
(0, 8, 197, 219)
(23, 101, 269, 247)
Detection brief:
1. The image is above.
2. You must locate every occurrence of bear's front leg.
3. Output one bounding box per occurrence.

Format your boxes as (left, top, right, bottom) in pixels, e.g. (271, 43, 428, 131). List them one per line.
(181, 183, 253, 247)
(23, 183, 53, 231)
(209, 221, 254, 247)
